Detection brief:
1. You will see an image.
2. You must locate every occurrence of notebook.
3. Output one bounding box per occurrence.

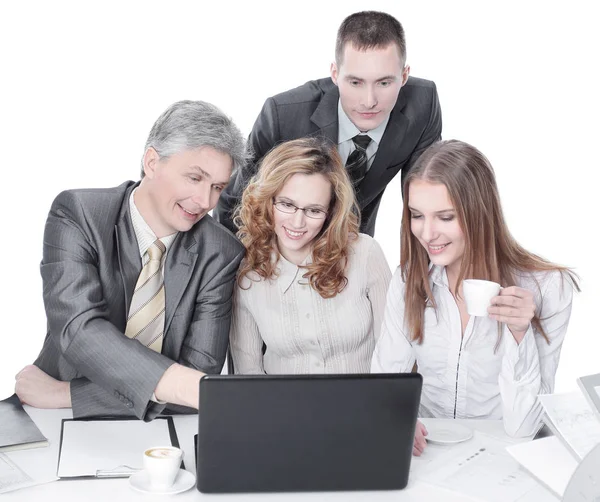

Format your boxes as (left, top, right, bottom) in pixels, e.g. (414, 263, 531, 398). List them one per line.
(0, 394, 48, 453)
(197, 373, 422, 493)
(538, 392, 600, 461)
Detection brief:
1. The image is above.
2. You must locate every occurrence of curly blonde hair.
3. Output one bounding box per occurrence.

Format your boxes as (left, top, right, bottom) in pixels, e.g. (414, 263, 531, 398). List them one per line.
(234, 137, 360, 298)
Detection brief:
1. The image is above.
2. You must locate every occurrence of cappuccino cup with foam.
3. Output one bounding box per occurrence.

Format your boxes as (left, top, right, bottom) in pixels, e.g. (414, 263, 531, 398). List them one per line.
(143, 446, 184, 490)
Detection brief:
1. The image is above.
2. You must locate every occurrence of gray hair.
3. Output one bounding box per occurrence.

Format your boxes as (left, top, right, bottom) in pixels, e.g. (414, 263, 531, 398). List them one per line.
(141, 100, 248, 177)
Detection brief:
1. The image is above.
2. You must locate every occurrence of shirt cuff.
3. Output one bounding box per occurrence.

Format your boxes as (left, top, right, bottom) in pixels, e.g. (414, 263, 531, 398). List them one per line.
(502, 324, 536, 381)
(150, 392, 167, 405)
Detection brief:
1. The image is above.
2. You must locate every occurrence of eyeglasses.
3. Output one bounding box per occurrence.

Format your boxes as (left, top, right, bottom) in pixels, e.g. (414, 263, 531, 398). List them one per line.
(273, 200, 328, 220)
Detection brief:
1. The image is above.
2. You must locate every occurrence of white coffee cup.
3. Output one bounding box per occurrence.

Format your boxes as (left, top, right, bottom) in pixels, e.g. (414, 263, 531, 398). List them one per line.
(143, 446, 184, 490)
(462, 279, 501, 317)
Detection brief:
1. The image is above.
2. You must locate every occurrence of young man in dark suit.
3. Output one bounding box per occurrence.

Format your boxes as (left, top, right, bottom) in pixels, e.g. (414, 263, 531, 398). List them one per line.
(15, 100, 247, 419)
(214, 11, 442, 237)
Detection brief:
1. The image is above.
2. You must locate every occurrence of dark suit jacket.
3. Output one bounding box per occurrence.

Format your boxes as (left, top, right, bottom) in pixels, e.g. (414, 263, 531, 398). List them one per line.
(34, 181, 244, 420)
(214, 76, 442, 236)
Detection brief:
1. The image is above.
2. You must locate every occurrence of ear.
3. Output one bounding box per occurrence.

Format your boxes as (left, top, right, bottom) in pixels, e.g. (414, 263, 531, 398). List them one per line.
(142, 147, 160, 179)
(401, 65, 411, 87)
(330, 62, 339, 86)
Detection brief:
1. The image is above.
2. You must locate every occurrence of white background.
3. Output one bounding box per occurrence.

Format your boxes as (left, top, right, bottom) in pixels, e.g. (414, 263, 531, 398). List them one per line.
(0, 1, 598, 399)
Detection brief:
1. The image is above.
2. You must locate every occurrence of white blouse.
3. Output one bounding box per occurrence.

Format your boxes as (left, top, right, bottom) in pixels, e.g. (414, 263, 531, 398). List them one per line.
(230, 234, 392, 375)
(371, 265, 574, 437)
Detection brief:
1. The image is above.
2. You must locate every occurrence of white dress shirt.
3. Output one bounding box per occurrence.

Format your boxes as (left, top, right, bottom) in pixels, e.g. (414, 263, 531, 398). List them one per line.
(372, 265, 574, 437)
(230, 234, 392, 374)
(129, 189, 177, 403)
(129, 189, 177, 265)
(337, 99, 390, 171)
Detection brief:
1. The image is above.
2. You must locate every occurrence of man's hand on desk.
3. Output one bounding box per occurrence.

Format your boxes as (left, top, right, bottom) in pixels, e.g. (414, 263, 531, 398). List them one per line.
(15, 365, 72, 408)
(154, 363, 205, 409)
(413, 419, 428, 457)
(13, 363, 204, 410)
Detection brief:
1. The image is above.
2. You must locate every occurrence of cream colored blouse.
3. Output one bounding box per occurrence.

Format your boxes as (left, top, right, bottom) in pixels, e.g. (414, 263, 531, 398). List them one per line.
(230, 234, 392, 374)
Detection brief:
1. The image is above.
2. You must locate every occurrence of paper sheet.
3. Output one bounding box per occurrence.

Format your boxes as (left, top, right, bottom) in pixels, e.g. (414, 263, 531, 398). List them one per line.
(413, 432, 556, 502)
(3, 437, 60, 493)
(507, 436, 577, 498)
(57, 419, 173, 478)
(1, 407, 63, 494)
(0, 453, 33, 494)
(539, 392, 600, 460)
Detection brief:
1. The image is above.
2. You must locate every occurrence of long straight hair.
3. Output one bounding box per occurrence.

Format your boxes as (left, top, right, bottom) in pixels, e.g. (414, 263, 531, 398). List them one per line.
(401, 140, 579, 344)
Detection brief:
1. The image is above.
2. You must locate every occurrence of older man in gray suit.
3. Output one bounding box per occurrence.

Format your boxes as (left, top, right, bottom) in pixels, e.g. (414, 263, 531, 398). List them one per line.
(15, 100, 247, 420)
(214, 11, 442, 237)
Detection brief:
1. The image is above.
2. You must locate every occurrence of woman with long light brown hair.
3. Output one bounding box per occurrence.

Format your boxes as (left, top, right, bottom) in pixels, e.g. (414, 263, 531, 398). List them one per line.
(230, 137, 391, 374)
(372, 140, 578, 446)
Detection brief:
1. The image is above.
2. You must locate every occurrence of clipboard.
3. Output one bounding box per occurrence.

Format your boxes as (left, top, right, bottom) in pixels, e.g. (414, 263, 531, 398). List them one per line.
(56, 416, 183, 479)
(577, 373, 600, 421)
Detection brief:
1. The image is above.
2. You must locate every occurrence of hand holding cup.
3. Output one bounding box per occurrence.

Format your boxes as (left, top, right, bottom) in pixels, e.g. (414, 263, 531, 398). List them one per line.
(487, 286, 535, 343)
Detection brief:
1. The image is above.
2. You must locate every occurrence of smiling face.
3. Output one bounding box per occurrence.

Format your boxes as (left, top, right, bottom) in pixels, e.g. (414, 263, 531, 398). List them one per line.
(408, 179, 466, 277)
(272, 173, 332, 265)
(331, 42, 409, 132)
(136, 146, 232, 237)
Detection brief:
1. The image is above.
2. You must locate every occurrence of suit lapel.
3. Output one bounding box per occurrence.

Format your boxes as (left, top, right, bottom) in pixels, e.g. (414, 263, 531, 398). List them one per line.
(309, 85, 340, 144)
(116, 185, 198, 351)
(358, 91, 409, 205)
(115, 187, 143, 319)
(163, 231, 198, 340)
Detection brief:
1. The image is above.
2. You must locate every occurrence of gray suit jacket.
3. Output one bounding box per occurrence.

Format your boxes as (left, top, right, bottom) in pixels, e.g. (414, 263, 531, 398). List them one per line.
(34, 181, 244, 420)
(214, 76, 442, 237)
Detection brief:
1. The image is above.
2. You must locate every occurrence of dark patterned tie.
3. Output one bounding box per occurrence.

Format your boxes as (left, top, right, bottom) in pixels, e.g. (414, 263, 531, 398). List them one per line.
(345, 134, 372, 187)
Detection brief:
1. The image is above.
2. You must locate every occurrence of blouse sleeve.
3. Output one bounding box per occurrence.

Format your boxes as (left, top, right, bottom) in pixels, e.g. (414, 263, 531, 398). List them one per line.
(229, 285, 266, 375)
(498, 271, 574, 437)
(365, 238, 393, 343)
(371, 266, 416, 373)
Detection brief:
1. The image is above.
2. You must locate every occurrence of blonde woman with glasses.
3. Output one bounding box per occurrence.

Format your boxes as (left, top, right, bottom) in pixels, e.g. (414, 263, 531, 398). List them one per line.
(229, 137, 391, 374)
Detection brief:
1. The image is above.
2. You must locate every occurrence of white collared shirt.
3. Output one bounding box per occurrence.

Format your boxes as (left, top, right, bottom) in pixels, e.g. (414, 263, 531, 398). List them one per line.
(372, 265, 574, 437)
(129, 189, 177, 264)
(129, 188, 178, 404)
(230, 234, 392, 374)
(337, 99, 390, 171)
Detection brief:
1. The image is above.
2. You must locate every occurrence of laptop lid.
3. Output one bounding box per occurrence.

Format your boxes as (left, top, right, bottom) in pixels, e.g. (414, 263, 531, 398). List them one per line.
(197, 373, 422, 493)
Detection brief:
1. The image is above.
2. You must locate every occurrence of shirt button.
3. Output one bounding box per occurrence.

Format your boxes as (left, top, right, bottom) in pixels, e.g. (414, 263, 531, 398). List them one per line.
(306, 313, 310, 319)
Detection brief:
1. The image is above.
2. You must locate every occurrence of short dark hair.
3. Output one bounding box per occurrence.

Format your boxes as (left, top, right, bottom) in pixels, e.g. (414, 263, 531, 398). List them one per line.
(335, 11, 406, 66)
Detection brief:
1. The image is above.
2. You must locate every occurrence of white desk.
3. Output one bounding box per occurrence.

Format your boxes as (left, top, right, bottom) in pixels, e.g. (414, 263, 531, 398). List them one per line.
(3, 407, 554, 502)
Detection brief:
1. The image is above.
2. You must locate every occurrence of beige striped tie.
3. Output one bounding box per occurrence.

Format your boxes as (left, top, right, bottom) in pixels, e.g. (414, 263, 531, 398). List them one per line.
(125, 240, 166, 352)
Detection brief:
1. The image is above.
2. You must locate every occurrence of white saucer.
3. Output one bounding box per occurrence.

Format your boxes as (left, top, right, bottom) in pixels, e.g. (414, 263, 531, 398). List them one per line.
(129, 469, 195, 495)
(420, 418, 473, 445)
